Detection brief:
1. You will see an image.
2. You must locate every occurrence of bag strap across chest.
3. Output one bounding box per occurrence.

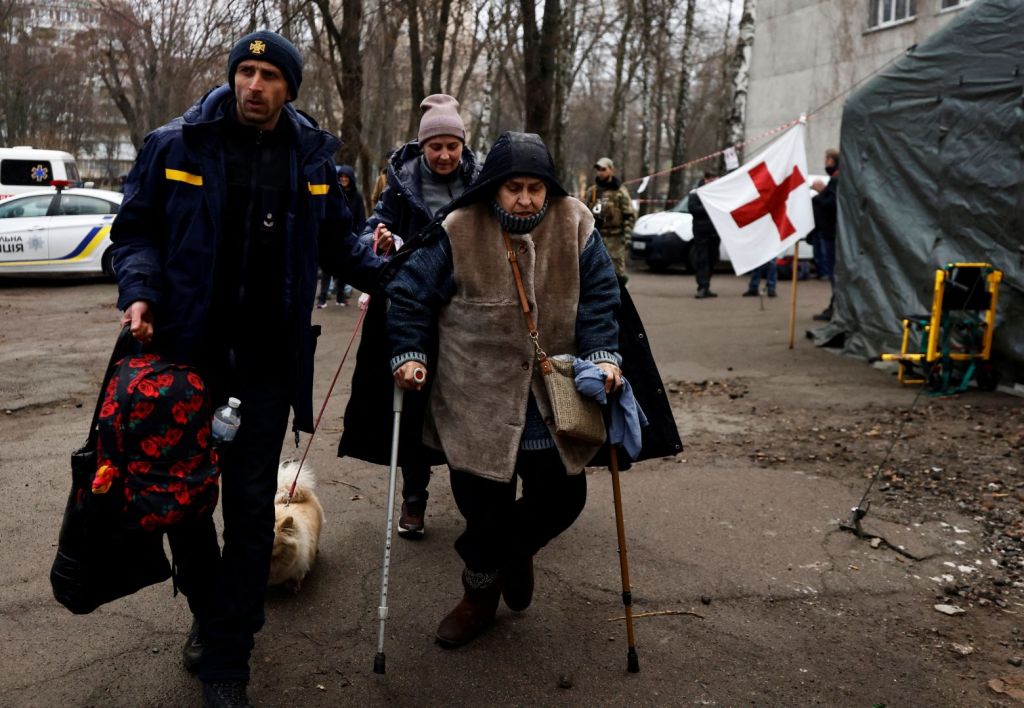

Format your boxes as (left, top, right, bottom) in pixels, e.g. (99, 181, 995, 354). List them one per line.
(502, 229, 553, 376)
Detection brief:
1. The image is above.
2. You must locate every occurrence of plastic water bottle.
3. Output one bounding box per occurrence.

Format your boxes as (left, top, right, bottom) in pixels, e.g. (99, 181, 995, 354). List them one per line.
(211, 397, 241, 443)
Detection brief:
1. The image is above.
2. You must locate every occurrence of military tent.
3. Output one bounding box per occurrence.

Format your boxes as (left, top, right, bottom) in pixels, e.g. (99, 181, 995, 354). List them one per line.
(818, 0, 1024, 387)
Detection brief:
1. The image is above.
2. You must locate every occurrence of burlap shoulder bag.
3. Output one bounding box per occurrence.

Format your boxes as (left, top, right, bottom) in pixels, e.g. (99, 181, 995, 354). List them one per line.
(502, 230, 606, 445)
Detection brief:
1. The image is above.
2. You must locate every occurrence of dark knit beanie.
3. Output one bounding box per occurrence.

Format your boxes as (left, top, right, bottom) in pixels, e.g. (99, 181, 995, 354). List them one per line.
(418, 94, 466, 143)
(228, 31, 303, 101)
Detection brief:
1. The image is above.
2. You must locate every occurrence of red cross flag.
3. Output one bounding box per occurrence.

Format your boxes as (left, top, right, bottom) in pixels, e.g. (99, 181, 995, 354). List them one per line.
(695, 122, 813, 275)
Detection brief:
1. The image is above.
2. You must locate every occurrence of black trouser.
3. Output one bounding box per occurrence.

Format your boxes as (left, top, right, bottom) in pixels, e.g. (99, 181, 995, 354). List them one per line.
(449, 448, 587, 574)
(690, 234, 720, 290)
(401, 461, 431, 505)
(168, 372, 291, 683)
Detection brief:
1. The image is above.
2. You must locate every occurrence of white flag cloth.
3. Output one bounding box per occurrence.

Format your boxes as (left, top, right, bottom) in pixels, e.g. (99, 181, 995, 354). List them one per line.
(696, 123, 813, 275)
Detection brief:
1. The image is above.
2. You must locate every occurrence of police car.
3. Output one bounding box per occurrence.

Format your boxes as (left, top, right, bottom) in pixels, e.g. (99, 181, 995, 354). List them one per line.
(0, 184, 121, 277)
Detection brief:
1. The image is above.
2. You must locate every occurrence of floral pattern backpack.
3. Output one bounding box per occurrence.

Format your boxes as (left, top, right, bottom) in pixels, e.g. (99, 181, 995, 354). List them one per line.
(94, 352, 220, 531)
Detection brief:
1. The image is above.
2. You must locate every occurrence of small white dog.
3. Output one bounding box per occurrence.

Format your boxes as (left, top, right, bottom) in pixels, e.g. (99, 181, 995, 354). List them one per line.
(268, 461, 325, 593)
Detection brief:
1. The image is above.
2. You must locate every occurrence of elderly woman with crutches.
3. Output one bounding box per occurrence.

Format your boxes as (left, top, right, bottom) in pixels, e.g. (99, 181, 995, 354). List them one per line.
(382, 131, 681, 652)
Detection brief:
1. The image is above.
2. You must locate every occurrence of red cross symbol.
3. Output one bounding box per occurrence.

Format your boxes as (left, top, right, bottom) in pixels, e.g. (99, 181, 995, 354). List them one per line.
(729, 162, 806, 239)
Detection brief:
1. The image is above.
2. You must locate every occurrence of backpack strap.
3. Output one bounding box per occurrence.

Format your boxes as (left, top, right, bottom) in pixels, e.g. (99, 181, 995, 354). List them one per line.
(84, 326, 135, 451)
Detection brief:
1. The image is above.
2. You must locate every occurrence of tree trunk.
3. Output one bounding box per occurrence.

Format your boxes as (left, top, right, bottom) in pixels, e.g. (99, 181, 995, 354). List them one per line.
(476, 2, 498, 155)
(551, 0, 577, 178)
(725, 0, 756, 161)
(666, 0, 696, 203)
(406, 0, 426, 135)
(716, 0, 736, 173)
(606, 0, 635, 162)
(428, 0, 452, 95)
(521, 0, 560, 145)
(338, 0, 365, 166)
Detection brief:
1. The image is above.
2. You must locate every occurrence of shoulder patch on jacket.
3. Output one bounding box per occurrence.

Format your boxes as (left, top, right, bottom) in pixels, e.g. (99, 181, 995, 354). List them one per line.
(165, 168, 202, 186)
(308, 183, 329, 195)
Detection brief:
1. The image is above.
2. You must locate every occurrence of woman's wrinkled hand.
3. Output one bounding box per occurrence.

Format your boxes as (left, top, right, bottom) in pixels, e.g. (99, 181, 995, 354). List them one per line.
(596, 362, 622, 395)
(394, 361, 428, 391)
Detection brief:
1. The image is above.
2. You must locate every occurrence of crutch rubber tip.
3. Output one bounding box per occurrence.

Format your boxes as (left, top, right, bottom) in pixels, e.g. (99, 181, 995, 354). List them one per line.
(627, 648, 640, 673)
(373, 652, 386, 674)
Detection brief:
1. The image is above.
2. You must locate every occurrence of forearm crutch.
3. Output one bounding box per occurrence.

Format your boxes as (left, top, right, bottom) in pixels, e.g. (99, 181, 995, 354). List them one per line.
(609, 445, 640, 673)
(373, 384, 404, 674)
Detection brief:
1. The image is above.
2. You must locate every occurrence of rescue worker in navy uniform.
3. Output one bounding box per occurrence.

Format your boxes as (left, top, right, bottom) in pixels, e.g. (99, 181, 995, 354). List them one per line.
(110, 31, 386, 708)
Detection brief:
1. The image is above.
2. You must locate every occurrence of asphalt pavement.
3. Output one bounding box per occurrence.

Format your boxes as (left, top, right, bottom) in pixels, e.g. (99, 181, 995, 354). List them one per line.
(0, 270, 1008, 706)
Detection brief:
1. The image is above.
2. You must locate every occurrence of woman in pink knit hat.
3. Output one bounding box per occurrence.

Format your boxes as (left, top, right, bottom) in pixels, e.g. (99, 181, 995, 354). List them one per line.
(339, 94, 480, 540)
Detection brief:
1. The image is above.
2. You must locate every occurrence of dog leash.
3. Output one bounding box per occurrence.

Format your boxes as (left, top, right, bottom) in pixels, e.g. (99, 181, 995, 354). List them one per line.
(286, 236, 393, 503)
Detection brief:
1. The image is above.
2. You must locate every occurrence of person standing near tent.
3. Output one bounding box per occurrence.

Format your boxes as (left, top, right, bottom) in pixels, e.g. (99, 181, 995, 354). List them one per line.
(385, 131, 623, 647)
(585, 157, 635, 285)
(812, 149, 839, 321)
(340, 94, 479, 539)
(111, 30, 386, 708)
(688, 172, 721, 299)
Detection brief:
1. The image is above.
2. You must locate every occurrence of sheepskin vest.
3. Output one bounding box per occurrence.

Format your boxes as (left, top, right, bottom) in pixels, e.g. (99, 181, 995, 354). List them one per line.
(428, 197, 600, 481)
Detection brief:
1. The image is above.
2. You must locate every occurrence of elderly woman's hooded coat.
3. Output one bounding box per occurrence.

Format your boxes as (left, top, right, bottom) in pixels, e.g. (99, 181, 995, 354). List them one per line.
(338, 133, 680, 472)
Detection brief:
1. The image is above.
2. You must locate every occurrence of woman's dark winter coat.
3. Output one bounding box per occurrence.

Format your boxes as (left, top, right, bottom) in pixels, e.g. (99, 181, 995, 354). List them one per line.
(361, 139, 478, 241)
(338, 132, 681, 469)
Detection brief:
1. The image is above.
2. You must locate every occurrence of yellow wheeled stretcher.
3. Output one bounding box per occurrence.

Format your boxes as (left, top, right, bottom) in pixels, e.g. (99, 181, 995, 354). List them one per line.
(881, 262, 1002, 394)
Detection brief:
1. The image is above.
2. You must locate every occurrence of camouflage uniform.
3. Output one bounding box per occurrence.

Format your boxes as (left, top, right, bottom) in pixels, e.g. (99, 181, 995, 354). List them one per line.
(586, 181, 635, 281)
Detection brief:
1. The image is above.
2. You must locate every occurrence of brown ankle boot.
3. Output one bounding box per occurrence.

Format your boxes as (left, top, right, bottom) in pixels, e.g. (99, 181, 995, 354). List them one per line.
(502, 555, 534, 612)
(435, 569, 502, 648)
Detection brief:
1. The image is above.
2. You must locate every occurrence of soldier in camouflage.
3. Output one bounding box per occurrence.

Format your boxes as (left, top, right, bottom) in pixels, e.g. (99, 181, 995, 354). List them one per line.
(585, 157, 635, 284)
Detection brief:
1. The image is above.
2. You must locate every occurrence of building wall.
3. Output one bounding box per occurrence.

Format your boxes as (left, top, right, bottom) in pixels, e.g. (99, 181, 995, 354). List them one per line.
(744, 0, 974, 167)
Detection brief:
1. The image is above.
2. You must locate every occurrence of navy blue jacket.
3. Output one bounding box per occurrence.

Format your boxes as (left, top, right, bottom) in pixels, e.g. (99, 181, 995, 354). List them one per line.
(110, 85, 385, 431)
(362, 139, 478, 242)
(336, 164, 367, 233)
(812, 172, 839, 240)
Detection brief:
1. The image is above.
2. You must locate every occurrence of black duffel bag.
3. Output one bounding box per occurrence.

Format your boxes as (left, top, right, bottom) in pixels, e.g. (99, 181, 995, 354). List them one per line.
(50, 328, 172, 615)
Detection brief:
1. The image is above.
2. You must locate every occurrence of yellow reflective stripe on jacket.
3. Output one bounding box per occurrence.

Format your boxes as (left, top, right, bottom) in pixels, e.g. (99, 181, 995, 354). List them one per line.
(165, 168, 203, 186)
(308, 183, 329, 195)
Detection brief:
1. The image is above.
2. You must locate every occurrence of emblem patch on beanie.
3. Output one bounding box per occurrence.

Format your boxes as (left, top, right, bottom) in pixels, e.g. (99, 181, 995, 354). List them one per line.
(249, 40, 267, 55)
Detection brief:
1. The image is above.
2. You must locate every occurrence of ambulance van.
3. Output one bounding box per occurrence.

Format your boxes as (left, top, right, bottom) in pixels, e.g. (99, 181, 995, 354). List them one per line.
(0, 147, 82, 200)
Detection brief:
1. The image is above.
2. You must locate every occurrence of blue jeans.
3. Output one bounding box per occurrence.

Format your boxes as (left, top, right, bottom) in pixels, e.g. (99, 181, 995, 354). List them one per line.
(816, 237, 836, 282)
(747, 260, 778, 293)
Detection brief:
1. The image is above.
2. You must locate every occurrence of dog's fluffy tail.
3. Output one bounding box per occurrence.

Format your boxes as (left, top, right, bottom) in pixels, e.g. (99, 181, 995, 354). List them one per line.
(276, 461, 316, 504)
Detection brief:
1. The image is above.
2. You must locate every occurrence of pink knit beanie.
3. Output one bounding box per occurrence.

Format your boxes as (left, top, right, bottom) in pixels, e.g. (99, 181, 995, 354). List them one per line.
(418, 94, 465, 143)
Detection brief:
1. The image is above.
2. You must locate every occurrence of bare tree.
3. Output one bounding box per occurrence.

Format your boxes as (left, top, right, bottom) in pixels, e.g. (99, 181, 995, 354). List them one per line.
(521, 0, 560, 149)
(89, 0, 244, 151)
(428, 0, 453, 94)
(406, 0, 427, 134)
(724, 0, 756, 160)
(665, 0, 696, 202)
(312, 0, 367, 168)
(605, 0, 637, 161)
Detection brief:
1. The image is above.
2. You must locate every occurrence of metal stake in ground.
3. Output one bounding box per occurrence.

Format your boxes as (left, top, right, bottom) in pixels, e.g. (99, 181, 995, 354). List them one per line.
(373, 384, 404, 674)
(609, 445, 640, 673)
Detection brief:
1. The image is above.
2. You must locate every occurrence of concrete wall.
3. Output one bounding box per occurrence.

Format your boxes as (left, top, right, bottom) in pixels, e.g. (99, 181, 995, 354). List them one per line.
(744, 0, 974, 168)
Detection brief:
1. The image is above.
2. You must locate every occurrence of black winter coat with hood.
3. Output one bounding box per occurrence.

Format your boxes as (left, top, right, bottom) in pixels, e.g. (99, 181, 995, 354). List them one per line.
(338, 132, 681, 469)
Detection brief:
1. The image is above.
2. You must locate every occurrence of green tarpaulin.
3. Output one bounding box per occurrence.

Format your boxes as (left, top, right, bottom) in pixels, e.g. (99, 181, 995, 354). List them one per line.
(819, 0, 1023, 387)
